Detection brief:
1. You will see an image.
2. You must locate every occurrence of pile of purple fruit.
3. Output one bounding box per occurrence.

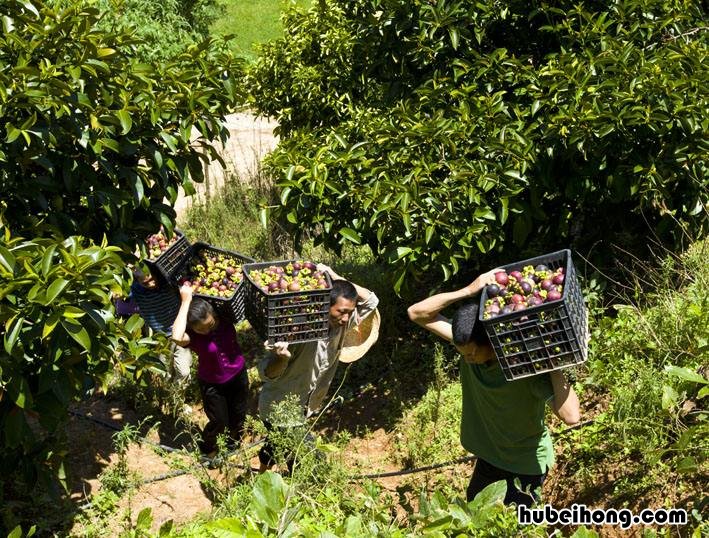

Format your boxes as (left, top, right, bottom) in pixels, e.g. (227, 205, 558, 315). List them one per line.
(248, 261, 329, 294)
(483, 264, 565, 319)
(146, 230, 180, 260)
(179, 251, 245, 298)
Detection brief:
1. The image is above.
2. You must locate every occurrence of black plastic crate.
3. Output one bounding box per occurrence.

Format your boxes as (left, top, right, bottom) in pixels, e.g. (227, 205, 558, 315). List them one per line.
(145, 229, 191, 284)
(173, 242, 255, 324)
(243, 260, 333, 344)
(478, 249, 588, 381)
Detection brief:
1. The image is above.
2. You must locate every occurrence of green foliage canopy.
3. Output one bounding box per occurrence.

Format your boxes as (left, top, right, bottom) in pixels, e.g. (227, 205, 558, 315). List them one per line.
(0, 227, 159, 489)
(48, 0, 226, 62)
(0, 0, 243, 493)
(0, 0, 243, 246)
(248, 0, 708, 291)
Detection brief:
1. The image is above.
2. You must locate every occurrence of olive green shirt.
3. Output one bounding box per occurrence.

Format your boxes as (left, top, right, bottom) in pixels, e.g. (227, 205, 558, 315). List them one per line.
(460, 359, 555, 475)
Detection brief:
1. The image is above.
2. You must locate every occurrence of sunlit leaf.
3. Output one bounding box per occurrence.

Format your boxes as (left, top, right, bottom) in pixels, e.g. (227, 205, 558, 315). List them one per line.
(338, 227, 362, 244)
(61, 320, 92, 351)
(116, 109, 132, 135)
(45, 278, 69, 303)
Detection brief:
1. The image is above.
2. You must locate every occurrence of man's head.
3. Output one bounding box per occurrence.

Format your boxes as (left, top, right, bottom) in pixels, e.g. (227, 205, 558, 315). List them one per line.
(329, 280, 357, 328)
(187, 298, 219, 335)
(452, 302, 495, 364)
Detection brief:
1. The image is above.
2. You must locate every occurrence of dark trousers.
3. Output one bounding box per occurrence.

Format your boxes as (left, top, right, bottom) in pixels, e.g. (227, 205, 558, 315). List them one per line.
(466, 458, 546, 507)
(258, 421, 314, 471)
(198, 368, 249, 454)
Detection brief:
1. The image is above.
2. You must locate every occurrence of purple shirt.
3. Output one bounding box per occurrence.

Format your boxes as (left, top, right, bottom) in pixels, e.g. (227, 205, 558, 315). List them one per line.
(187, 322, 245, 384)
(115, 296, 140, 317)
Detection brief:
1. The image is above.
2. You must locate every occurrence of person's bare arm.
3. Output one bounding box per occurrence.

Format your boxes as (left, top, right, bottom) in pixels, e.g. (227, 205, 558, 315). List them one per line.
(549, 370, 581, 425)
(172, 284, 193, 347)
(407, 269, 499, 342)
(317, 263, 371, 302)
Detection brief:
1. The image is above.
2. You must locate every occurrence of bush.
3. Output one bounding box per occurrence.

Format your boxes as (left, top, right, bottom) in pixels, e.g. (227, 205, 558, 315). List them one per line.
(0, 0, 243, 246)
(0, 228, 159, 501)
(48, 0, 225, 62)
(0, 0, 243, 502)
(249, 0, 708, 292)
(588, 239, 708, 471)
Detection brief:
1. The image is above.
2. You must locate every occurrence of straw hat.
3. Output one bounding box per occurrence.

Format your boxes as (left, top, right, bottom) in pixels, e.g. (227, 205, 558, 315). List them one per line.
(339, 308, 381, 363)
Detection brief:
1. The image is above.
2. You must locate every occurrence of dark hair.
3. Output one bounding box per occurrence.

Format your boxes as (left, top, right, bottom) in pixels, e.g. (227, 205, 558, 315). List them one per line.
(187, 298, 216, 327)
(330, 279, 357, 305)
(452, 302, 490, 346)
(134, 263, 167, 288)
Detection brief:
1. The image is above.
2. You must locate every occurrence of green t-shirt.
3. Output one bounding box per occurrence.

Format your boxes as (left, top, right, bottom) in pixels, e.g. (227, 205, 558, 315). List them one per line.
(460, 358, 555, 475)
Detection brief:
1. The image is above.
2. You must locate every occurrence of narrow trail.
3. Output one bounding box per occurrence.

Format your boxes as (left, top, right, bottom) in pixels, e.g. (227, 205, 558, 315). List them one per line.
(173, 112, 279, 220)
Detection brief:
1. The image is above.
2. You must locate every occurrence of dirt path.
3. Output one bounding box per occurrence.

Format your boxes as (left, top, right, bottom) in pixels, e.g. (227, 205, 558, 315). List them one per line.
(66, 392, 410, 535)
(173, 112, 279, 219)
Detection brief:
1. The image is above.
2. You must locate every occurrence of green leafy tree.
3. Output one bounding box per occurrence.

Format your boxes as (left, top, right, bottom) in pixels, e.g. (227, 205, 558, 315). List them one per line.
(0, 227, 161, 495)
(0, 0, 243, 246)
(47, 0, 225, 62)
(249, 0, 708, 291)
(0, 0, 243, 502)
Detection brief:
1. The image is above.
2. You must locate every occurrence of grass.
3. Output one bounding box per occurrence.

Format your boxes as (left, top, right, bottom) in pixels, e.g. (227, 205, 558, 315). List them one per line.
(212, 0, 310, 59)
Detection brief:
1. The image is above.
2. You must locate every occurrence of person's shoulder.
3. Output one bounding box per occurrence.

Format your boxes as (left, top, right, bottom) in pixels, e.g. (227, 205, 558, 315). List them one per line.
(525, 372, 554, 400)
(154, 283, 179, 297)
(360, 290, 379, 305)
(130, 281, 145, 294)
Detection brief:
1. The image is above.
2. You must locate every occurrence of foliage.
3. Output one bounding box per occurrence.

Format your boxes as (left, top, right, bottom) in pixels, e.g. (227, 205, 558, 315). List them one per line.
(73, 422, 148, 538)
(248, 0, 709, 292)
(209, 472, 548, 537)
(554, 237, 709, 517)
(99, 421, 145, 496)
(0, 227, 162, 498)
(6, 526, 36, 538)
(0, 0, 243, 247)
(0, 1, 244, 497)
(586, 238, 708, 471)
(414, 482, 549, 537)
(47, 0, 225, 63)
(99, 506, 176, 538)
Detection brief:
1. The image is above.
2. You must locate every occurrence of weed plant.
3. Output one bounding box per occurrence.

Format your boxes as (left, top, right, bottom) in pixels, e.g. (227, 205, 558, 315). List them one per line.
(98, 422, 144, 496)
(588, 239, 707, 461)
(75, 422, 147, 537)
(393, 344, 465, 469)
(567, 238, 708, 516)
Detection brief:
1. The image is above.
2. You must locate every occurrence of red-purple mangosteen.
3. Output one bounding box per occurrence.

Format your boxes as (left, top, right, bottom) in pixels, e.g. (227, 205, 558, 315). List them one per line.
(541, 279, 555, 291)
(547, 289, 562, 301)
(495, 272, 509, 286)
